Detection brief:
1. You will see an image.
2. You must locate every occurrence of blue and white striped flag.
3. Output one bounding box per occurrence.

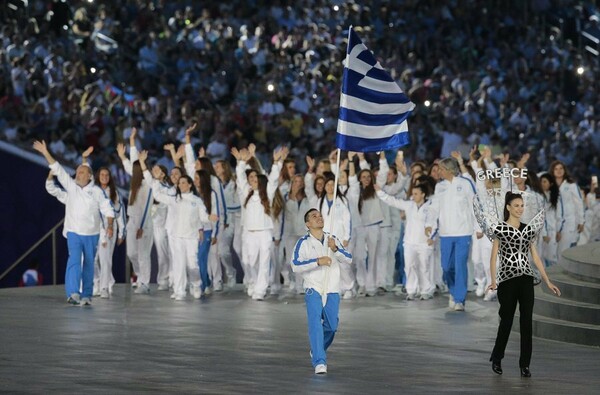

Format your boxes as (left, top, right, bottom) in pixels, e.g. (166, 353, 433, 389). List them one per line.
(336, 27, 415, 152)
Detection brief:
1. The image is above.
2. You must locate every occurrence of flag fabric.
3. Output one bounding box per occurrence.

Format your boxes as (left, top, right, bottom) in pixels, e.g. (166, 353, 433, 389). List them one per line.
(336, 27, 415, 152)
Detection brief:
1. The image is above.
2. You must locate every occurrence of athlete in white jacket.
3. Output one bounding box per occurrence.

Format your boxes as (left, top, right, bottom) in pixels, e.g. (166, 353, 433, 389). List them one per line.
(34, 140, 114, 306)
(232, 144, 284, 300)
(291, 208, 352, 375)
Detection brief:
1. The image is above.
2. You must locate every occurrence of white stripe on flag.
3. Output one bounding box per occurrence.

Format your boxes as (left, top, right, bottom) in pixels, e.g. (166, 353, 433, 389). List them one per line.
(336, 119, 409, 138)
(358, 75, 404, 94)
(346, 45, 385, 72)
(341, 94, 415, 115)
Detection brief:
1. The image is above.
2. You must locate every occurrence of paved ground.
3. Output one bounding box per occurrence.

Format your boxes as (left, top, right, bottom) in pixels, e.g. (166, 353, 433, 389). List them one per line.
(0, 285, 598, 394)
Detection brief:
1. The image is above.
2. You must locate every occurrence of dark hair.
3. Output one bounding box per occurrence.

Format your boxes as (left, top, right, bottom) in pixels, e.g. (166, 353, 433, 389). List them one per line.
(197, 157, 217, 176)
(195, 169, 212, 214)
(176, 175, 197, 200)
(244, 172, 270, 215)
(412, 183, 429, 199)
(504, 192, 523, 221)
(95, 167, 117, 203)
(358, 169, 376, 214)
(157, 165, 172, 186)
(304, 208, 319, 223)
(549, 160, 574, 184)
(318, 171, 347, 215)
(129, 161, 143, 205)
(540, 173, 559, 210)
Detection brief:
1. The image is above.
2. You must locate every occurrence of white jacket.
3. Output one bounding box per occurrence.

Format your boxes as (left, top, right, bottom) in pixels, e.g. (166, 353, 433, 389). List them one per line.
(291, 231, 352, 294)
(347, 174, 384, 226)
(377, 190, 436, 246)
(236, 160, 281, 231)
(283, 196, 312, 237)
(152, 187, 209, 239)
(315, 195, 351, 242)
(558, 181, 585, 228)
(426, 175, 476, 237)
(144, 171, 177, 234)
(48, 162, 114, 237)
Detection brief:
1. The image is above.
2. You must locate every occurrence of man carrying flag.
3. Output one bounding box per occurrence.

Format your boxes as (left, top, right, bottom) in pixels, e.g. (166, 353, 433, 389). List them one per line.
(292, 26, 415, 374)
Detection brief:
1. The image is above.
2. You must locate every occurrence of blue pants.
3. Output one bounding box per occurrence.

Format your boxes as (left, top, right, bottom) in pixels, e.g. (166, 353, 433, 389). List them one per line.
(65, 232, 99, 298)
(305, 289, 340, 367)
(440, 236, 471, 304)
(395, 222, 406, 285)
(197, 230, 212, 292)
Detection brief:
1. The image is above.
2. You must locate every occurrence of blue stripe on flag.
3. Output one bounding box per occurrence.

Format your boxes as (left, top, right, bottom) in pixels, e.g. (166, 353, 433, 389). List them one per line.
(356, 49, 377, 66)
(339, 107, 410, 126)
(342, 70, 410, 103)
(365, 67, 394, 82)
(336, 132, 410, 152)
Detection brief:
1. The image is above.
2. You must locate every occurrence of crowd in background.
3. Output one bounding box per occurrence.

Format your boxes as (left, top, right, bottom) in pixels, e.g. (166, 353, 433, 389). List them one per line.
(1, 0, 600, 191)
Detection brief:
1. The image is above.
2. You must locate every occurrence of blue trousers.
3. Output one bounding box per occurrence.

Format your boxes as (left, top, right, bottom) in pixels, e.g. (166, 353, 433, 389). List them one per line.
(197, 230, 212, 292)
(305, 289, 340, 367)
(440, 236, 471, 304)
(395, 222, 406, 285)
(65, 232, 99, 298)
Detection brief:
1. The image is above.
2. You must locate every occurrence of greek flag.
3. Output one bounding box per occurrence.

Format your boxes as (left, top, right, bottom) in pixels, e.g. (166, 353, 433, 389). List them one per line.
(336, 27, 415, 152)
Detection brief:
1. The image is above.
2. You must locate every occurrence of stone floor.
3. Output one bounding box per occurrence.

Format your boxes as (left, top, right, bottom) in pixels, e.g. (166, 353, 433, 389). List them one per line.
(1, 285, 598, 394)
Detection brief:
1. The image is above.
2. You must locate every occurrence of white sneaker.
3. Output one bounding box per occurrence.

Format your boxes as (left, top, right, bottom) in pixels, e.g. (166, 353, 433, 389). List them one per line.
(80, 297, 92, 306)
(175, 295, 186, 301)
(134, 284, 150, 294)
(343, 290, 353, 300)
(315, 364, 327, 374)
(406, 293, 416, 301)
(454, 302, 465, 311)
(100, 288, 109, 299)
(67, 293, 80, 305)
(366, 289, 377, 297)
(357, 286, 366, 296)
(92, 285, 100, 297)
(252, 294, 265, 301)
(247, 285, 254, 297)
(420, 293, 433, 300)
(483, 291, 497, 302)
(475, 284, 485, 297)
(448, 295, 456, 309)
(157, 283, 169, 291)
(192, 285, 202, 299)
(213, 282, 223, 292)
(170, 293, 176, 299)
(131, 281, 138, 289)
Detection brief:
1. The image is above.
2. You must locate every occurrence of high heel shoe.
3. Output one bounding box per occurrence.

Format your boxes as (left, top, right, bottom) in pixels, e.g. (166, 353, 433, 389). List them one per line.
(491, 360, 502, 375)
(520, 367, 531, 377)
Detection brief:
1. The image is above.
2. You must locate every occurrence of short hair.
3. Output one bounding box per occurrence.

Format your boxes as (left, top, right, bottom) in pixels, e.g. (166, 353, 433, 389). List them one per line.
(439, 157, 459, 176)
(304, 208, 319, 223)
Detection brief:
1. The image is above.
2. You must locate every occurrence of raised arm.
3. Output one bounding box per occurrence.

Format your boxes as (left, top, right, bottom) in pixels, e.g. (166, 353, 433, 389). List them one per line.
(375, 184, 411, 211)
(376, 151, 388, 187)
(268, 147, 286, 198)
(45, 170, 67, 204)
(117, 143, 133, 176)
(33, 140, 76, 192)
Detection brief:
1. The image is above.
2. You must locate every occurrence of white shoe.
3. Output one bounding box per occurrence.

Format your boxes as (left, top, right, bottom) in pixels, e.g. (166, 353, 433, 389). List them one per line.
(448, 294, 456, 309)
(475, 284, 485, 297)
(213, 282, 223, 292)
(366, 289, 377, 297)
(100, 288, 109, 299)
(227, 277, 237, 288)
(175, 295, 186, 301)
(357, 286, 366, 296)
(454, 302, 465, 311)
(420, 293, 433, 300)
(80, 297, 92, 306)
(343, 290, 353, 300)
(252, 294, 265, 301)
(157, 283, 169, 291)
(406, 293, 416, 301)
(247, 285, 254, 297)
(483, 290, 497, 302)
(315, 364, 327, 374)
(134, 284, 150, 294)
(131, 281, 138, 289)
(92, 286, 100, 297)
(192, 285, 202, 299)
(204, 287, 212, 296)
(170, 293, 176, 299)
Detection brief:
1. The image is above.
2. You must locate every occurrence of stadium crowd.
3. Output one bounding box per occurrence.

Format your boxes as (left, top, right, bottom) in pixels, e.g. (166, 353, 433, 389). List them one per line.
(2, 1, 600, 301)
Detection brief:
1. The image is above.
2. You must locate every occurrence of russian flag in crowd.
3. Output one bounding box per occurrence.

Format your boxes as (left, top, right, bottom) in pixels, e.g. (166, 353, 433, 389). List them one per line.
(336, 27, 415, 152)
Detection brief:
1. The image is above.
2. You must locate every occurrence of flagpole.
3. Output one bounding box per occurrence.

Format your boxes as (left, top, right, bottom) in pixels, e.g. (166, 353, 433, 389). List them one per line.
(321, 26, 353, 304)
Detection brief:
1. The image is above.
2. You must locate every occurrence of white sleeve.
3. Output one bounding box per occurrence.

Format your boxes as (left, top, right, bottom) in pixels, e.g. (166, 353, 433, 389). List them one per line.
(376, 189, 411, 211)
(376, 158, 388, 187)
(304, 172, 316, 201)
(48, 162, 77, 193)
(267, 162, 282, 200)
(45, 179, 67, 204)
(184, 143, 196, 178)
